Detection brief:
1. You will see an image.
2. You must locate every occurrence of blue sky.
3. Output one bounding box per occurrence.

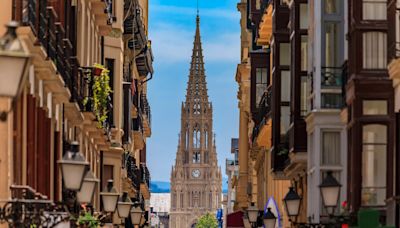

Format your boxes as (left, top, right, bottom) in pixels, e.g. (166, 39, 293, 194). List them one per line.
(147, 0, 240, 182)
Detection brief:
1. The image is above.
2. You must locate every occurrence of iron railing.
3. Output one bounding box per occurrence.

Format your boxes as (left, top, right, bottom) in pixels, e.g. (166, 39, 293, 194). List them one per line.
(126, 155, 141, 190)
(140, 164, 150, 188)
(321, 67, 343, 88)
(24, 0, 88, 110)
(252, 86, 272, 142)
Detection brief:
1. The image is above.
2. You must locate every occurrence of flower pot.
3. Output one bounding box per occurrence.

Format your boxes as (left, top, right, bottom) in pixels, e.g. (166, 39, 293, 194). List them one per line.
(92, 67, 103, 76)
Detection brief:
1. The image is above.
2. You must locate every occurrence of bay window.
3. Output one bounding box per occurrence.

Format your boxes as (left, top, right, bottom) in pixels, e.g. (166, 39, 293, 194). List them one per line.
(300, 4, 308, 30)
(324, 0, 339, 14)
(280, 43, 291, 66)
(362, 124, 387, 206)
(301, 35, 308, 71)
(363, 0, 387, 20)
(362, 32, 387, 69)
(256, 68, 268, 107)
(363, 100, 388, 115)
(324, 22, 339, 67)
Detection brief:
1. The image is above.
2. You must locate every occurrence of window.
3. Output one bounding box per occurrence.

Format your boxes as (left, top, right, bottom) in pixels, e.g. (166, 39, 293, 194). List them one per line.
(300, 4, 308, 29)
(280, 106, 290, 135)
(321, 132, 341, 165)
(281, 71, 290, 102)
(325, 22, 339, 67)
(193, 152, 201, 163)
(186, 126, 189, 150)
(321, 93, 342, 109)
(256, 68, 268, 107)
(300, 76, 308, 116)
(280, 43, 290, 66)
(362, 124, 387, 206)
(204, 127, 208, 148)
(324, 0, 338, 14)
(363, 100, 388, 115)
(193, 128, 200, 148)
(363, 0, 387, 20)
(363, 32, 387, 69)
(301, 35, 308, 71)
(102, 165, 114, 191)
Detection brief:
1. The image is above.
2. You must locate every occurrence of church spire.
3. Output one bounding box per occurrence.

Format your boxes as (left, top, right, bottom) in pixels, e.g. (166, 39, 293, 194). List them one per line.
(185, 14, 208, 102)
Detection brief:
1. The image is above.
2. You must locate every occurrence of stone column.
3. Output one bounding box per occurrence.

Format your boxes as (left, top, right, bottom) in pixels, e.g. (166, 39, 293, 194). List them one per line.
(237, 109, 249, 209)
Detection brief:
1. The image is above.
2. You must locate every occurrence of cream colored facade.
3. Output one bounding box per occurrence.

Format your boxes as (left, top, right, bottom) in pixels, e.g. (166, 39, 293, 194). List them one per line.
(0, 0, 152, 226)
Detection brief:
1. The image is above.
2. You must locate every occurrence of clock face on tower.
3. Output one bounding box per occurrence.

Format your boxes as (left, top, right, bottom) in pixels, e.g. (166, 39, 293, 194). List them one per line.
(192, 169, 201, 178)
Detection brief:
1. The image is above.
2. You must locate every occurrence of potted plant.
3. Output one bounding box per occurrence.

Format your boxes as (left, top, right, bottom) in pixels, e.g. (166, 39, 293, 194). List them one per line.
(82, 63, 112, 128)
(77, 212, 100, 228)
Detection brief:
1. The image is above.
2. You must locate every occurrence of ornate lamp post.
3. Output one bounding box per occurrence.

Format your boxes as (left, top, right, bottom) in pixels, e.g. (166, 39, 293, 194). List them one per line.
(263, 207, 277, 228)
(283, 187, 302, 218)
(283, 171, 349, 227)
(0, 21, 30, 121)
(319, 171, 341, 215)
(76, 171, 99, 204)
(117, 192, 133, 219)
(57, 142, 89, 191)
(130, 204, 143, 227)
(247, 202, 259, 228)
(100, 180, 120, 213)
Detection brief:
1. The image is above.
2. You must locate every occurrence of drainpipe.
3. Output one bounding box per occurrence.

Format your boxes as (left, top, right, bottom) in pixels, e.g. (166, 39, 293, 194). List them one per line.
(101, 36, 104, 65)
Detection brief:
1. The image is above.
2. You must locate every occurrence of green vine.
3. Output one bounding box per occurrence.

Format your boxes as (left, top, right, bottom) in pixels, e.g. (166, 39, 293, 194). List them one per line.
(83, 63, 112, 128)
(77, 212, 100, 228)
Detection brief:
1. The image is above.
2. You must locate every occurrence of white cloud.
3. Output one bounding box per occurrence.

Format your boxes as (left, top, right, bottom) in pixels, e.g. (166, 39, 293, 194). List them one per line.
(151, 5, 240, 21)
(149, 23, 240, 64)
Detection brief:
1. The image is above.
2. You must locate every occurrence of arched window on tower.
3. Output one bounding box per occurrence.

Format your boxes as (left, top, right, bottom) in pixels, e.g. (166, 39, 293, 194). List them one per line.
(204, 126, 208, 149)
(193, 127, 200, 148)
(193, 152, 201, 163)
(186, 125, 190, 150)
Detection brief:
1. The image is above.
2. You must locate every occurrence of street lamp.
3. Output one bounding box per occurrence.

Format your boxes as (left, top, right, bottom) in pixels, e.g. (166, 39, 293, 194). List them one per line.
(283, 187, 301, 218)
(130, 204, 143, 226)
(263, 207, 277, 228)
(76, 171, 99, 204)
(57, 142, 89, 191)
(100, 180, 120, 213)
(247, 202, 259, 227)
(319, 171, 341, 214)
(117, 192, 133, 218)
(0, 21, 30, 121)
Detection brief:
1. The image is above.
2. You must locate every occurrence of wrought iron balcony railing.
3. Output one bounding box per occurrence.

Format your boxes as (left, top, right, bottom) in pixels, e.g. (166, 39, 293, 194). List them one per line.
(140, 164, 150, 188)
(252, 86, 272, 142)
(140, 94, 151, 128)
(126, 155, 141, 190)
(22, 0, 89, 112)
(321, 67, 343, 89)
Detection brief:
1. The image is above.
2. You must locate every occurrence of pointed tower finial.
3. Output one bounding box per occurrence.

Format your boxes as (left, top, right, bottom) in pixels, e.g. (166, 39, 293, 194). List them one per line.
(197, 0, 199, 16)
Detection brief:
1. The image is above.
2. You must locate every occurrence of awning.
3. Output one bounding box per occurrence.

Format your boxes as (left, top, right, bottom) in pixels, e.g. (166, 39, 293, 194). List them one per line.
(227, 211, 244, 228)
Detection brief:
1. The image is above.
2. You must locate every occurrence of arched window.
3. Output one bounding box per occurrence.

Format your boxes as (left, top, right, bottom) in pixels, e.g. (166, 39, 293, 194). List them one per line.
(193, 126, 200, 148)
(204, 126, 208, 148)
(193, 152, 201, 163)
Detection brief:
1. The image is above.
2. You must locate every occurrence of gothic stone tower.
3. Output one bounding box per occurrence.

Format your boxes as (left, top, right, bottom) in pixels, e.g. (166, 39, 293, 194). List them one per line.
(169, 15, 222, 228)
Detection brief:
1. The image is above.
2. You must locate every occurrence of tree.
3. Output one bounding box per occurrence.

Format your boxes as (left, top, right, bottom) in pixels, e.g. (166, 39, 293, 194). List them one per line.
(196, 213, 219, 228)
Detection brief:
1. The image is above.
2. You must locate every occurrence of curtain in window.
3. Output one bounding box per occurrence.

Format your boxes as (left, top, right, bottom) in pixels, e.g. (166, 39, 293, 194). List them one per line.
(363, 32, 387, 69)
(363, 0, 387, 20)
(361, 124, 387, 206)
(321, 132, 341, 165)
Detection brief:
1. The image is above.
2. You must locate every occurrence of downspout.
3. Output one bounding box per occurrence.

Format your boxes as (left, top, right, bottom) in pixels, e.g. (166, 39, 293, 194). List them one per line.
(101, 36, 104, 65)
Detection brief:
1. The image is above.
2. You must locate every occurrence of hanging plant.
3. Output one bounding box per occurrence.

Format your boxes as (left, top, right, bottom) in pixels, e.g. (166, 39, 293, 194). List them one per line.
(83, 63, 112, 128)
(77, 212, 100, 228)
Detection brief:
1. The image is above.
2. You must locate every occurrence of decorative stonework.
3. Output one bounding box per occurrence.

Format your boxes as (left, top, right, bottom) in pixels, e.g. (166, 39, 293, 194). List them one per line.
(169, 15, 222, 228)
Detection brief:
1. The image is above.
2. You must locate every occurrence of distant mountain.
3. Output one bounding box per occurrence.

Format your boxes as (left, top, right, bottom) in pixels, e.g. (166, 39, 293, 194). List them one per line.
(150, 181, 170, 193)
(151, 179, 229, 194)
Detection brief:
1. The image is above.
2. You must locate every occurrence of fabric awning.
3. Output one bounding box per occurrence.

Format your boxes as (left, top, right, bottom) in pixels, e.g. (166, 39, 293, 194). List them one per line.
(227, 211, 244, 228)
